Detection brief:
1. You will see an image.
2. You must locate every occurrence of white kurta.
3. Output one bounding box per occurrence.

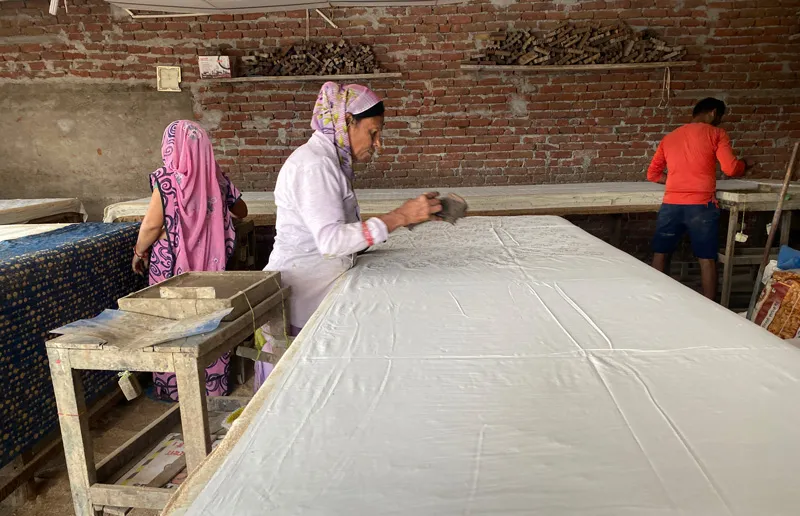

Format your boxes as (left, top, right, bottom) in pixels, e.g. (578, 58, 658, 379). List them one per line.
(265, 131, 389, 328)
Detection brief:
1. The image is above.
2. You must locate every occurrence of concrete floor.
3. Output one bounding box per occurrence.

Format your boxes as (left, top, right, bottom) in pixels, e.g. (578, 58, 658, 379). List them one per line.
(3, 380, 254, 516)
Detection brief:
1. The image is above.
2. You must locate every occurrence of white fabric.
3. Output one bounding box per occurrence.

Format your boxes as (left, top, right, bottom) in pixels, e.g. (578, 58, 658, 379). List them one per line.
(266, 131, 389, 327)
(0, 224, 73, 242)
(0, 198, 87, 224)
(170, 216, 800, 516)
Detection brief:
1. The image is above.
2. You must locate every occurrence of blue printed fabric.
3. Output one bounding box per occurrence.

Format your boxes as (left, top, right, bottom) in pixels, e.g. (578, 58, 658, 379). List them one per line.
(0, 223, 146, 468)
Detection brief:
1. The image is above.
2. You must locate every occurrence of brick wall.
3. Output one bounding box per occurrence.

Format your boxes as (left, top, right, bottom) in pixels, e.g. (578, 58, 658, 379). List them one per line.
(1, 0, 799, 193)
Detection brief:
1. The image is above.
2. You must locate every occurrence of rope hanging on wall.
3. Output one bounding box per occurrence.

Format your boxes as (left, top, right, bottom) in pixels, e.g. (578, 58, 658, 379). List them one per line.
(658, 67, 671, 109)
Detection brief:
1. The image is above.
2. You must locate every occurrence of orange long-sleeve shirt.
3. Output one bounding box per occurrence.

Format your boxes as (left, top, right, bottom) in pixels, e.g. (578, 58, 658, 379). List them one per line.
(647, 123, 746, 205)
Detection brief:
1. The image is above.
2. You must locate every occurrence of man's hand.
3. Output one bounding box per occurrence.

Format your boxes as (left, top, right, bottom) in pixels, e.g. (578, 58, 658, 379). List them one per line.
(656, 176, 667, 185)
(743, 158, 754, 172)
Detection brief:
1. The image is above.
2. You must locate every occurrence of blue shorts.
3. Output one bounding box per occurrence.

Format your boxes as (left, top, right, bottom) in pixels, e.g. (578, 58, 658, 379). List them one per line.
(652, 202, 720, 260)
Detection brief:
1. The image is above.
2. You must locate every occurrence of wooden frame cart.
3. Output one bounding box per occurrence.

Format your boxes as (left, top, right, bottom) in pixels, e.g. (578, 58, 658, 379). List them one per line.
(46, 272, 289, 516)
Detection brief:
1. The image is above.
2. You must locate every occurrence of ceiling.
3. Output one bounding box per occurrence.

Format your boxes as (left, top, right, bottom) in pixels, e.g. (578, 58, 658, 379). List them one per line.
(108, 0, 460, 14)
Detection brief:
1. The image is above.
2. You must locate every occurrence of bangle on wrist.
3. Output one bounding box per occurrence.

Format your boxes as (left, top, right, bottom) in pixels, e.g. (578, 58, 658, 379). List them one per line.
(133, 246, 145, 259)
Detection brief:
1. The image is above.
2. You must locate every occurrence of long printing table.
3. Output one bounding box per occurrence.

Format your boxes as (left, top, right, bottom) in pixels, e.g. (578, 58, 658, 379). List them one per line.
(163, 216, 800, 516)
(104, 182, 671, 224)
(103, 181, 781, 225)
(0, 223, 145, 498)
(0, 198, 87, 224)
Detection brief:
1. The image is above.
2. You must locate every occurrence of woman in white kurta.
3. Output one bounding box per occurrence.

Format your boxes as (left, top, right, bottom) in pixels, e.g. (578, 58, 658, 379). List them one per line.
(254, 82, 441, 389)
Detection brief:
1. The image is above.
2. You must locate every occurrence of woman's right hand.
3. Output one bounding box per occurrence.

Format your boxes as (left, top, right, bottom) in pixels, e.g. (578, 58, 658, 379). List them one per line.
(396, 192, 442, 226)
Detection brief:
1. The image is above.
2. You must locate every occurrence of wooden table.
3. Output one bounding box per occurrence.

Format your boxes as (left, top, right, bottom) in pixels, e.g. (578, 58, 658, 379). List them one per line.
(46, 280, 289, 516)
(104, 182, 776, 225)
(103, 183, 673, 224)
(0, 198, 87, 224)
(717, 184, 800, 307)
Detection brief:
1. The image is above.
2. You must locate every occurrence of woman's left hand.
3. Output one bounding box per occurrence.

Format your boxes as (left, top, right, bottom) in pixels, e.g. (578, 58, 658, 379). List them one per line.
(132, 247, 150, 276)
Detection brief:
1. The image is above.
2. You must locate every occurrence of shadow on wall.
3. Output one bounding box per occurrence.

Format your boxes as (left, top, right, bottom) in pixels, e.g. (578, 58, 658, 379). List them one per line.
(0, 82, 195, 220)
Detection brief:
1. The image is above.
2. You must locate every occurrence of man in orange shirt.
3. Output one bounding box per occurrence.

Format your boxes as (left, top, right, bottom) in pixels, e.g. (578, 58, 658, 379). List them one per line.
(647, 97, 751, 301)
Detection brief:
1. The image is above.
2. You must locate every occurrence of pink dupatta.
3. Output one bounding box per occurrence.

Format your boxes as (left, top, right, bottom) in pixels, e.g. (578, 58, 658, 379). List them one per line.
(150, 120, 234, 276)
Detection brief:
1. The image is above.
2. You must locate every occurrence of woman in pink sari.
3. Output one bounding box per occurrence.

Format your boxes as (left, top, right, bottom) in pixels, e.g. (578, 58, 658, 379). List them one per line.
(132, 120, 248, 401)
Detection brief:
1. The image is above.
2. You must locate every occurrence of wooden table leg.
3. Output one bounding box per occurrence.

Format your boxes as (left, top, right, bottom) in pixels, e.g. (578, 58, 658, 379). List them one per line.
(46, 349, 100, 516)
(721, 206, 738, 308)
(611, 214, 623, 248)
(174, 355, 210, 473)
(780, 211, 792, 247)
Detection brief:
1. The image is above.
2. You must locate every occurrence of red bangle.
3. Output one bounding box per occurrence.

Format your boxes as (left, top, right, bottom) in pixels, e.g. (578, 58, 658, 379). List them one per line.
(361, 222, 375, 247)
(133, 246, 145, 259)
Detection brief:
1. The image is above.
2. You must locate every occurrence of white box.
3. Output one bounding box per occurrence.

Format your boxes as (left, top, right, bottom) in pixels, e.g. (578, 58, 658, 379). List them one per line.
(198, 56, 232, 79)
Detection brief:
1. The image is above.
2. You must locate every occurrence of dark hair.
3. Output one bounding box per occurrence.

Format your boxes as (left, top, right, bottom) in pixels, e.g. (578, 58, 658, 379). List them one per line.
(352, 101, 385, 121)
(693, 97, 726, 118)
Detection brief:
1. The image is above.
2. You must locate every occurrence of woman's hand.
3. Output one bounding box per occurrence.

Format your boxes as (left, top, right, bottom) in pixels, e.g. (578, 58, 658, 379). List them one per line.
(132, 247, 150, 276)
(378, 192, 442, 233)
(396, 192, 442, 225)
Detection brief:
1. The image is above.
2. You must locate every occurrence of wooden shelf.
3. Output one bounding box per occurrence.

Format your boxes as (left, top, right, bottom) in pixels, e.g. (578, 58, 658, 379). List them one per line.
(206, 72, 402, 83)
(460, 61, 697, 72)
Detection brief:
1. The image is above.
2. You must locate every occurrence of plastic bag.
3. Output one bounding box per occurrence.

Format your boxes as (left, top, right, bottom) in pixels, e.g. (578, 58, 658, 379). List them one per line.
(777, 245, 800, 271)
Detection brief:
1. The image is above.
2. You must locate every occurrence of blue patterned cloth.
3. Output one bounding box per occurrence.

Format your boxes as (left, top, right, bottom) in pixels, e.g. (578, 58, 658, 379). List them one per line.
(0, 223, 146, 468)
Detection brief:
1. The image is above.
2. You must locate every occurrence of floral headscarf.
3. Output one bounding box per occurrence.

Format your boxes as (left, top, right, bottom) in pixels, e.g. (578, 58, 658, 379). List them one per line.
(311, 81, 382, 179)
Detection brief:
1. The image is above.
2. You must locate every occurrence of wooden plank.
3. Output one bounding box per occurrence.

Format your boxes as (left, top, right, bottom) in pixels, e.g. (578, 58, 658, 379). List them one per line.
(46, 349, 99, 516)
(780, 211, 792, 247)
(720, 206, 739, 308)
(160, 287, 217, 299)
(718, 201, 800, 212)
(717, 251, 778, 266)
(174, 354, 211, 473)
(89, 484, 172, 510)
(46, 335, 107, 350)
(95, 404, 182, 483)
(460, 61, 696, 72)
(66, 349, 174, 372)
(152, 288, 290, 357)
(103, 456, 187, 516)
(0, 388, 123, 502)
(119, 271, 279, 322)
(208, 72, 402, 83)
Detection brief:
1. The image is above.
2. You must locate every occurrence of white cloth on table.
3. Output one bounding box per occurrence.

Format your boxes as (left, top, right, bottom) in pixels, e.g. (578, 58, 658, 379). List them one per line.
(265, 131, 389, 329)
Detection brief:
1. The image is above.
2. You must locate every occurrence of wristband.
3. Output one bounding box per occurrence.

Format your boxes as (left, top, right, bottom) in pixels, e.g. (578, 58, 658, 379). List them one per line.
(361, 222, 375, 247)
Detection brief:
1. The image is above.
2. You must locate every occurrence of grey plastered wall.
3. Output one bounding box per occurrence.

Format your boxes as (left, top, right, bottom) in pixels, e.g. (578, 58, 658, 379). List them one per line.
(0, 83, 194, 220)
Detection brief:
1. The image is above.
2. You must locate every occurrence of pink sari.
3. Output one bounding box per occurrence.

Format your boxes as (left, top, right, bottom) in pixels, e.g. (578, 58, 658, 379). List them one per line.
(149, 120, 241, 401)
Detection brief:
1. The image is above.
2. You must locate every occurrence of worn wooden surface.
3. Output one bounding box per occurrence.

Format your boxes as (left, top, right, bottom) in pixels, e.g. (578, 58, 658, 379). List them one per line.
(95, 404, 182, 484)
(104, 182, 784, 225)
(160, 287, 217, 299)
(47, 349, 100, 516)
(89, 485, 172, 510)
(118, 271, 279, 322)
(151, 287, 289, 357)
(0, 388, 123, 503)
(46, 291, 288, 512)
(174, 354, 211, 474)
(211, 72, 402, 83)
(461, 61, 696, 72)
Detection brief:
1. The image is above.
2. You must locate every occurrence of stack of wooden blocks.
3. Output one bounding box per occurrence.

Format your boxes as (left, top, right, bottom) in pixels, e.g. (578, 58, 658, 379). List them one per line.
(469, 22, 686, 67)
